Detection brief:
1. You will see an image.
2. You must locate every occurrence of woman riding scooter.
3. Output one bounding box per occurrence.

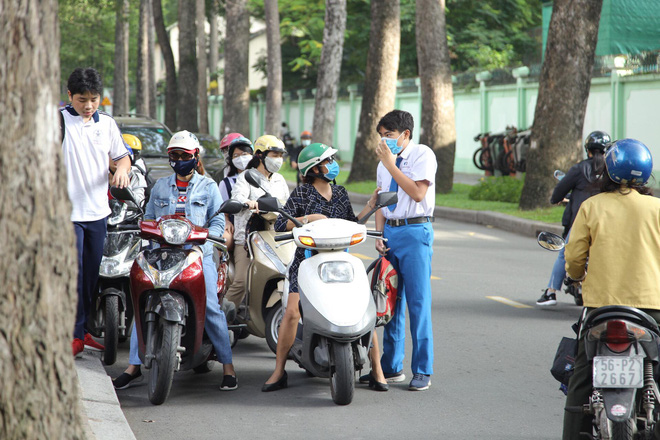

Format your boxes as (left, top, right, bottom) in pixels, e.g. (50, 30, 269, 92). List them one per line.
(562, 138, 660, 439)
(112, 130, 238, 391)
(262, 142, 385, 392)
(225, 135, 290, 310)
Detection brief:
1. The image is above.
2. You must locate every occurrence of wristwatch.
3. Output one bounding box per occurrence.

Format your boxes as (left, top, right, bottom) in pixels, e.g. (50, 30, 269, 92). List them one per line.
(302, 215, 309, 225)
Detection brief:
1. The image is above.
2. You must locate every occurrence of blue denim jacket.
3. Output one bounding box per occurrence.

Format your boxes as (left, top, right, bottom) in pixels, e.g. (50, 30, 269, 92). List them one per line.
(145, 172, 225, 256)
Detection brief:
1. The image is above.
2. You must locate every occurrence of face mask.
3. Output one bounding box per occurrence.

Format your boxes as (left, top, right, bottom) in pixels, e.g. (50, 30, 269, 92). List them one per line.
(302, 139, 311, 147)
(323, 161, 340, 181)
(170, 158, 197, 176)
(382, 132, 404, 155)
(232, 154, 253, 171)
(264, 156, 283, 173)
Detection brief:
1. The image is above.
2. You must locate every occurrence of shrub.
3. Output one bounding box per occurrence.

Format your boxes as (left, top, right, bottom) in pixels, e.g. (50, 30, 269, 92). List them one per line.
(468, 176, 524, 203)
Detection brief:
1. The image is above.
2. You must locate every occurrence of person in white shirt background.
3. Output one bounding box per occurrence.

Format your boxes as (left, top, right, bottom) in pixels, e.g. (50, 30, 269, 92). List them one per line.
(60, 67, 131, 357)
(373, 110, 437, 391)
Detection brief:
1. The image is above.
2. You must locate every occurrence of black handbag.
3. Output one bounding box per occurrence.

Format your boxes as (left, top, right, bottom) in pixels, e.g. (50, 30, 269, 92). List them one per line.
(550, 336, 578, 392)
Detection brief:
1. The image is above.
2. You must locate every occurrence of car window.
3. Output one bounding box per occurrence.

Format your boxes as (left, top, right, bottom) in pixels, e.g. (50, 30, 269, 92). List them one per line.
(121, 127, 172, 157)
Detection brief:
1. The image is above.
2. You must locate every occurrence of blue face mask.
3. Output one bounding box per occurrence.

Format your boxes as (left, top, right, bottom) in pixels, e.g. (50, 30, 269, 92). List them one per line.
(382, 132, 404, 155)
(323, 161, 340, 181)
(170, 158, 197, 176)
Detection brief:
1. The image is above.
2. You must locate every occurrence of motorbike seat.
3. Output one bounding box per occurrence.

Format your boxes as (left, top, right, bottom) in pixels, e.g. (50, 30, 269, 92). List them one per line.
(584, 305, 660, 335)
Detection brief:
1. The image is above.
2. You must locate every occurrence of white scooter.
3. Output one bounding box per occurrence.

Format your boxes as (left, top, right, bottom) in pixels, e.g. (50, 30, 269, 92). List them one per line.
(245, 171, 397, 405)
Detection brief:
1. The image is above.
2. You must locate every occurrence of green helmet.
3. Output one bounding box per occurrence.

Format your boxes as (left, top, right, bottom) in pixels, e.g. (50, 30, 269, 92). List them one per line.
(298, 142, 338, 177)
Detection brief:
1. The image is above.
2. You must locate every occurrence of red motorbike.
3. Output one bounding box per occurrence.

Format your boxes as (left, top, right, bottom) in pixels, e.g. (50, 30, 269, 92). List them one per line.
(110, 187, 244, 405)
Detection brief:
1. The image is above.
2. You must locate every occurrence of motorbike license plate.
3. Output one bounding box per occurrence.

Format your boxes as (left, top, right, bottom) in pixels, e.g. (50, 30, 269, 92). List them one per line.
(592, 356, 644, 388)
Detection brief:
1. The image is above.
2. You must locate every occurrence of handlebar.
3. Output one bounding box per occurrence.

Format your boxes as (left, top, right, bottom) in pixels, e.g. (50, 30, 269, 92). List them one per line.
(274, 233, 294, 242)
(367, 231, 383, 238)
(111, 224, 141, 232)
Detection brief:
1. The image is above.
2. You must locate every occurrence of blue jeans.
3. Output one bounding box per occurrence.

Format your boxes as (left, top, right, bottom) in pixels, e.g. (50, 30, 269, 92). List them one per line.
(129, 254, 233, 365)
(73, 218, 107, 340)
(547, 231, 570, 291)
(381, 222, 434, 376)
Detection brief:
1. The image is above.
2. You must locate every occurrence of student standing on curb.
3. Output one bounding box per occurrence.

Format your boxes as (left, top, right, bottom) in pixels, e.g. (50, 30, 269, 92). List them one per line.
(373, 110, 437, 391)
(61, 67, 131, 357)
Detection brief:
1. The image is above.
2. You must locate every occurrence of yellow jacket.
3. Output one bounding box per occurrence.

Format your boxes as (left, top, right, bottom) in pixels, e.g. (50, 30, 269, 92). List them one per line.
(565, 190, 660, 309)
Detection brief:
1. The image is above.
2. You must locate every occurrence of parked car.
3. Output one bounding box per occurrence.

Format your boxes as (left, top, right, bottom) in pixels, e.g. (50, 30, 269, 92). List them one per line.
(114, 114, 225, 182)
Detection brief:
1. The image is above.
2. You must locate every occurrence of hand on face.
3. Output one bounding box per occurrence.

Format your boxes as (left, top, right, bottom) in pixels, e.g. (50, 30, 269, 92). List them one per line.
(376, 138, 397, 169)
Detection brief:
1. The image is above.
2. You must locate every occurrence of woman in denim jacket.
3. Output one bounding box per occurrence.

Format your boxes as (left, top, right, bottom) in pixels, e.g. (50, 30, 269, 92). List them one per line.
(113, 131, 238, 391)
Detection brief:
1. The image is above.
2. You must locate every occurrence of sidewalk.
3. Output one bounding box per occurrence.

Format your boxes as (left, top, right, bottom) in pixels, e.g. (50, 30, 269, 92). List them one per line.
(75, 172, 560, 439)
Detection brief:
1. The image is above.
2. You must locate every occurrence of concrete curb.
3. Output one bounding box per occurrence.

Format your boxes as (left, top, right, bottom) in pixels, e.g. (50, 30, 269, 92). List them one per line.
(76, 350, 136, 440)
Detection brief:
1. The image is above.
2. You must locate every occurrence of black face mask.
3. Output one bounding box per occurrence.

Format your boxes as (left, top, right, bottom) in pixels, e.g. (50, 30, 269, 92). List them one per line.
(170, 157, 197, 175)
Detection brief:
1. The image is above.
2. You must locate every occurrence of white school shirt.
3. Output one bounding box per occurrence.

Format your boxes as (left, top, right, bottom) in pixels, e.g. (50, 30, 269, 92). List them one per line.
(376, 141, 437, 219)
(61, 106, 129, 222)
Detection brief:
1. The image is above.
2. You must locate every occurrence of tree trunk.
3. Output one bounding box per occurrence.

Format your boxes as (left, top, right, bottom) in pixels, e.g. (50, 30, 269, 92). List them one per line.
(519, 0, 603, 209)
(416, 0, 456, 194)
(136, 0, 150, 115)
(312, 0, 347, 146)
(196, 0, 209, 133)
(178, 0, 199, 131)
(222, 0, 250, 136)
(264, 0, 282, 136)
(113, 0, 130, 114)
(148, 0, 157, 119)
(153, 0, 177, 129)
(208, 2, 219, 94)
(0, 0, 84, 438)
(346, 0, 399, 182)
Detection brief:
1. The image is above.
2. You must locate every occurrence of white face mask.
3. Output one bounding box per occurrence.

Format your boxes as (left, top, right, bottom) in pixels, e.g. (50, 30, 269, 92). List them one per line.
(232, 154, 253, 171)
(302, 139, 311, 147)
(264, 156, 283, 173)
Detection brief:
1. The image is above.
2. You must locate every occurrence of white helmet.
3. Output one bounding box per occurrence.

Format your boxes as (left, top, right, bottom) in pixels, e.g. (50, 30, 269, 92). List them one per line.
(167, 130, 200, 153)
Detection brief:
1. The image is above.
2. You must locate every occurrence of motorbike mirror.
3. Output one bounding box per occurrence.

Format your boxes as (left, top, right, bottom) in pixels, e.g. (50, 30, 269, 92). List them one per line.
(554, 170, 565, 181)
(245, 169, 265, 188)
(537, 231, 565, 251)
(257, 196, 281, 212)
(110, 186, 137, 205)
(376, 191, 398, 208)
(219, 199, 244, 215)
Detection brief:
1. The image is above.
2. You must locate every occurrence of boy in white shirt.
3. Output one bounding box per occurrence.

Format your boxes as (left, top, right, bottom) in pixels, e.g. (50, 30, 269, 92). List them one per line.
(61, 67, 131, 357)
(374, 110, 436, 391)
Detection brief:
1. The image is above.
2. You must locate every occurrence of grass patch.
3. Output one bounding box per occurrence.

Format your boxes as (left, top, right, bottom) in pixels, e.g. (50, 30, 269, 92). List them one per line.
(280, 164, 563, 225)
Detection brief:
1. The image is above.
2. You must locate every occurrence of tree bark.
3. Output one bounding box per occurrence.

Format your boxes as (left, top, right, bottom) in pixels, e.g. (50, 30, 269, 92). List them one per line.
(0, 0, 84, 438)
(196, 0, 209, 133)
(178, 0, 199, 131)
(416, 0, 456, 193)
(136, 0, 150, 115)
(153, 0, 178, 129)
(519, 0, 603, 209)
(312, 0, 347, 146)
(264, 0, 283, 137)
(346, 0, 399, 182)
(208, 1, 219, 94)
(148, 0, 157, 119)
(113, 0, 130, 115)
(222, 0, 250, 136)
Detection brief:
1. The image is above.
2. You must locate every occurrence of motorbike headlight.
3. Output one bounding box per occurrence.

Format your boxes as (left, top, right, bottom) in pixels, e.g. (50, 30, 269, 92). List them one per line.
(103, 232, 133, 256)
(251, 233, 287, 273)
(160, 219, 191, 245)
(125, 235, 142, 262)
(318, 261, 354, 283)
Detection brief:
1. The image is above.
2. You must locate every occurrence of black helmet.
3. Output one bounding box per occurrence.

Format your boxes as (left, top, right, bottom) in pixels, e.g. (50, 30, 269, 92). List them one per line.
(584, 131, 611, 154)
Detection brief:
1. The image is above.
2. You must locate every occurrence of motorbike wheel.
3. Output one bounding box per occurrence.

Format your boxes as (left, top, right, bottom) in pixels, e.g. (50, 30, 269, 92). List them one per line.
(103, 295, 119, 366)
(472, 149, 486, 171)
(329, 341, 354, 405)
(147, 319, 181, 405)
(265, 303, 284, 355)
(611, 419, 634, 440)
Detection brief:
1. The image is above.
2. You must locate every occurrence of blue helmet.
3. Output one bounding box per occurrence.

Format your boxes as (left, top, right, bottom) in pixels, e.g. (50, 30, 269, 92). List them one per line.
(605, 138, 653, 185)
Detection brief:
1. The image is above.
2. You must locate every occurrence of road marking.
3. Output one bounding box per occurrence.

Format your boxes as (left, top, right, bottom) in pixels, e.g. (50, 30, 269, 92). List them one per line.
(486, 296, 532, 309)
(352, 253, 373, 261)
(431, 276, 441, 280)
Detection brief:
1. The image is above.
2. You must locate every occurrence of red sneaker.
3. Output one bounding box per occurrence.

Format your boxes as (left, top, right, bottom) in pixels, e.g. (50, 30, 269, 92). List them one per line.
(72, 338, 84, 358)
(84, 333, 105, 352)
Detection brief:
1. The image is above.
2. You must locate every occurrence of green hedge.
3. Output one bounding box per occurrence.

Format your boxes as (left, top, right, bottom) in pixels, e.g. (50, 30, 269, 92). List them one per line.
(468, 176, 524, 203)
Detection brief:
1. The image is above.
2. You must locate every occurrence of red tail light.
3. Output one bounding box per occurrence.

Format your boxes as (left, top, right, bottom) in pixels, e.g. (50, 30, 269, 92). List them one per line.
(604, 320, 632, 352)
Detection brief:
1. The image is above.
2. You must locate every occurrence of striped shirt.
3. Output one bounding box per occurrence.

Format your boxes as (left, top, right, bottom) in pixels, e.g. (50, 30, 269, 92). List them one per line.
(175, 179, 189, 214)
